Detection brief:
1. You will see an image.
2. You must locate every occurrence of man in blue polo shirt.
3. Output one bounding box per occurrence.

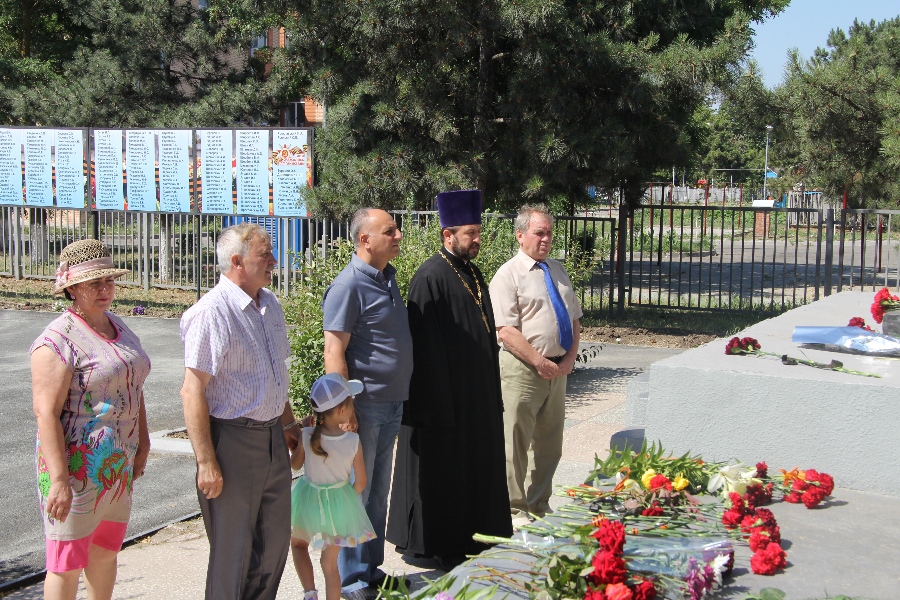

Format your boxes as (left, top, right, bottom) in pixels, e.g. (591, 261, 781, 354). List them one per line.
(322, 208, 414, 598)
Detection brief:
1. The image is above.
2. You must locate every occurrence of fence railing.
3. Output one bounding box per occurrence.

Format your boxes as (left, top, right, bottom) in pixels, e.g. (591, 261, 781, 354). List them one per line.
(625, 205, 824, 311)
(4, 205, 899, 316)
(0, 208, 620, 315)
(624, 205, 900, 312)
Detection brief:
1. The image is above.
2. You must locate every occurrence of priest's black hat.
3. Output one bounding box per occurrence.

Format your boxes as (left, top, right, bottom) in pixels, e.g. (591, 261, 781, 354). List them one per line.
(437, 190, 482, 228)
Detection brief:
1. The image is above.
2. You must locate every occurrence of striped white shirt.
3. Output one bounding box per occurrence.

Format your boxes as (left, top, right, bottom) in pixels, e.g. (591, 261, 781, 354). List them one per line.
(181, 275, 290, 421)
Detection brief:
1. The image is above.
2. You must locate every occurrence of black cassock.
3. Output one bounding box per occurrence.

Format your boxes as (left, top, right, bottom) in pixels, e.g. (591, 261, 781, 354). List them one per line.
(386, 248, 513, 558)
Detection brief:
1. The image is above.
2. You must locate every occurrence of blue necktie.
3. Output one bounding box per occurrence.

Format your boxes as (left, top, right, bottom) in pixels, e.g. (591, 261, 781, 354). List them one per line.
(536, 261, 573, 352)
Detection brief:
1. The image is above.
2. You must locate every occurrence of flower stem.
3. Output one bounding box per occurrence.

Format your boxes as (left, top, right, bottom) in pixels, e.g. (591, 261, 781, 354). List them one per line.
(741, 349, 881, 378)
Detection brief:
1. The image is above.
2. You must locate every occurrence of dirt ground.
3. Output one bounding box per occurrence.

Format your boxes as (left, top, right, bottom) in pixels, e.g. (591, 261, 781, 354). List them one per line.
(579, 325, 716, 349)
(0, 276, 721, 349)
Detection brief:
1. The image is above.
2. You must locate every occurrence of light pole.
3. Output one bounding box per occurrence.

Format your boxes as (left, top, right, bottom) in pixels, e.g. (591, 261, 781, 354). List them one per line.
(763, 125, 773, 200)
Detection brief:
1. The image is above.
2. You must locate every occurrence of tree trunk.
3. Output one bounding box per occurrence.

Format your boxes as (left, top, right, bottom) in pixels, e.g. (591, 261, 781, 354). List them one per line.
(474, 2, 494, 194)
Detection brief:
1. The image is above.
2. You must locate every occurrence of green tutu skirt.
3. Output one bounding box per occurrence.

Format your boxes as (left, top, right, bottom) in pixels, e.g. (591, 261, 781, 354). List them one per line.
(291, 477, 376, 549)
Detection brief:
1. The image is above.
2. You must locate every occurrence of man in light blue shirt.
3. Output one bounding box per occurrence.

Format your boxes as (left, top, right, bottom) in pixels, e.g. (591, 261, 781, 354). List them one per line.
(322, 208, 413, 596)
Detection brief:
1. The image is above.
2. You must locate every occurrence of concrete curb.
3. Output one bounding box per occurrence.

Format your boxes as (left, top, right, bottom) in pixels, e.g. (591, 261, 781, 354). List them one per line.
(149, 429, 195, 455)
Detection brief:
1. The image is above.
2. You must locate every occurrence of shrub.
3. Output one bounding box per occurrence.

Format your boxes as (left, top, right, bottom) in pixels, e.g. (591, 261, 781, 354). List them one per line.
(282, 211, 598, 416)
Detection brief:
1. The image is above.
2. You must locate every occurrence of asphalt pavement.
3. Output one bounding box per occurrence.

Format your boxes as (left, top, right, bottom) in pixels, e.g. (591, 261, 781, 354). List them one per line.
(1, 328, 684, 597)
(10, 308, 898, 599)
(0, 309, 198, 586)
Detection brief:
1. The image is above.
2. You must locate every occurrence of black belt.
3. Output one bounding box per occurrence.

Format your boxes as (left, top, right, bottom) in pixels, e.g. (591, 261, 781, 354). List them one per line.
(546, 355, 564, 364)
(210, 416, 281, 429)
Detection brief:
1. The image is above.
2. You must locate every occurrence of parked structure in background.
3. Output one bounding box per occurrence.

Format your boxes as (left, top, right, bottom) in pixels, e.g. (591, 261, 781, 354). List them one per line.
(251, 28, 325, 128)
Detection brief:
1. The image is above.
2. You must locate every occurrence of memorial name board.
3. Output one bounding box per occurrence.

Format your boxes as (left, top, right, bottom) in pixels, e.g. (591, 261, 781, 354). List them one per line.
(0, 129, 23, 205)
(55, 130, 86, 208)
(94, 130, 125, 210)
(0, 127, 313, 215)
(198, 129, 233, 214)
(24, 129, 53, 207)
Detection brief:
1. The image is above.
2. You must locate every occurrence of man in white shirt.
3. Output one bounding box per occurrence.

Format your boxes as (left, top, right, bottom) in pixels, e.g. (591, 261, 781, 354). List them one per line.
(489, 205, 582, 524)
(180, 223, 299, 600)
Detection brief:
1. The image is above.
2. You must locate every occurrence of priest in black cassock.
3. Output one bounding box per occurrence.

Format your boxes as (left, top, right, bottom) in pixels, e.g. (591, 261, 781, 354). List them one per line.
(386, 189, 513, 571)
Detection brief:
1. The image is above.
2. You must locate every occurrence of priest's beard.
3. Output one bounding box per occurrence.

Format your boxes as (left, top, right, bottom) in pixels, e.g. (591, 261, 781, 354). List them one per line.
(450, 237, 480, 261)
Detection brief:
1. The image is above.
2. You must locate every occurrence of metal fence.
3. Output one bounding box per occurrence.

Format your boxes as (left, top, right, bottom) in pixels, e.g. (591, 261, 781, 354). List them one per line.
(0, 208, 619, 314)
(624, 205, 900, 312)
(5, 204, 899, 315)
(0, 207, 351, 297)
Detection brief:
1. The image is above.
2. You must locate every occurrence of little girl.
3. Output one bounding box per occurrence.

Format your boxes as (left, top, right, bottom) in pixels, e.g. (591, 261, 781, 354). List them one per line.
(290, 373, 376, 600)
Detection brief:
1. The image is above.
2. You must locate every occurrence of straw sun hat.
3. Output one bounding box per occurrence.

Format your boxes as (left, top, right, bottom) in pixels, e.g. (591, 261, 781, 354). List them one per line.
(54, 239, 129, 295)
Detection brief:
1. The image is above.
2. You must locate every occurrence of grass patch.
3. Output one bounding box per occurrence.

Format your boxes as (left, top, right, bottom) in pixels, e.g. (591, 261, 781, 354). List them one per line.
(583, 304, 777, 338)
(0, 276, 197, 318)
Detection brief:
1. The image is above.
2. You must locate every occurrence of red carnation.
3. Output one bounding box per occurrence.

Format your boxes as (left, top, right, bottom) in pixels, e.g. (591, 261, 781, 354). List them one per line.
(748, 530, 771, 552)
(748, 526, 780, 551)
(753, 508, 777, 528)
(872, 302, 886, 324)
(740, 507, 776, 533)
(648, 474, 672, 492)
(584, 589, 607, 600)
(592, 519, 626, 554)
(785, 490, 802, 503)
(871, 288, 900, 324)
(750, 542, 787, 575)
(743, 483, 773, 510)
(805, 470, 835, 496)
(641, 502, 664, 517)
(725, 337, 742, 355)
(802, 485, 828, 508)
(631, 580, 657, 600)
(848, 316, 873, 330)
(728, 492, 745, 510)
(755, 461, 768, 479)
(604, 583, 634, 600)
(590, 551, 627, 585)
(790, 478, 808, 493)
(721, 508, 743, 529)
(741, 337, 761, 350)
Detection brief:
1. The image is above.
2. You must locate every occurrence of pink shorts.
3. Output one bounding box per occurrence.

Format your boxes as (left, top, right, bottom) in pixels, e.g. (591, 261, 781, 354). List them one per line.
(45, 521, 128, 573)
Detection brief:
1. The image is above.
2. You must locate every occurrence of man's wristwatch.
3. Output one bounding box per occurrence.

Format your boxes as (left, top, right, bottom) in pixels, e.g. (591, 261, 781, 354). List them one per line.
(283, 420, 299, 430)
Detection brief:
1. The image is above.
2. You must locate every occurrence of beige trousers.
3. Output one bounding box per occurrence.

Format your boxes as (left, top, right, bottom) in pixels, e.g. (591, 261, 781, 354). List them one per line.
(500, 350, 567, 518)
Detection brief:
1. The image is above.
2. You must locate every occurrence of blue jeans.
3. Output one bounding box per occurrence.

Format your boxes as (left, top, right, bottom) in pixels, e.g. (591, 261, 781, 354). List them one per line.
(339, 401, 404, 593)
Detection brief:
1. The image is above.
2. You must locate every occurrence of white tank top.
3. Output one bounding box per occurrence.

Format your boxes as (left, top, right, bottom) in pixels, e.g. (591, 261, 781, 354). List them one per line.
(300, 427, 359, 486)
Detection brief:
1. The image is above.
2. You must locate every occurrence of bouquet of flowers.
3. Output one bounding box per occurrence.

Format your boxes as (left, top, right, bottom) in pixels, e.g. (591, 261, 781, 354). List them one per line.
(870, 288, 900, 324)
(380, 444, 837, 600)
(725, 336, 880, 377)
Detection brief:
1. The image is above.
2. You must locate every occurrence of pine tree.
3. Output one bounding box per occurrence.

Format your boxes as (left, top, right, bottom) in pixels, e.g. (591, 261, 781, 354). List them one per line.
(1, 0, 279, 127)
(776, 17, 900, 207)
(257, 0, 788, 215)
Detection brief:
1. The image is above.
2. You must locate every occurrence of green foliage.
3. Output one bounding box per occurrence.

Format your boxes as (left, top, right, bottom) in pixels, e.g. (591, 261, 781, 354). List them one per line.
(690, 72, 774, 189)
(1, 0, 280, 126)
(586, 440, 712, 493)
(259, 0, 788, 215)
(741, 590, 786, 600)
(775, 17, 900, 207)
(282, 240, 355, 416)
(281, 211, 612, 415)
(635, 228, 716, 254)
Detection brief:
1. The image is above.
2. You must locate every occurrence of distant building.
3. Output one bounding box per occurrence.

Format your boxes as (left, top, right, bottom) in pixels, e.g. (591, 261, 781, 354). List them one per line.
(253, 28, 325, 128)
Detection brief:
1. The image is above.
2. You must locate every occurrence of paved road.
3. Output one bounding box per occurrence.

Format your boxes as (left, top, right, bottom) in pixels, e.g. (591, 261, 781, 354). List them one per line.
(0, 310, 197, 585)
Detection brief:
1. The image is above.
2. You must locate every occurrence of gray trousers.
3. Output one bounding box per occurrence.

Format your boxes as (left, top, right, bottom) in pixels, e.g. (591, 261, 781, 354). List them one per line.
(199, 417, 291, 600)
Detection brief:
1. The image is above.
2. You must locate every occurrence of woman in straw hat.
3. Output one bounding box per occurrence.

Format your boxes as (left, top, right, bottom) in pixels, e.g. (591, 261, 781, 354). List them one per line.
(30, 239, 151, 600)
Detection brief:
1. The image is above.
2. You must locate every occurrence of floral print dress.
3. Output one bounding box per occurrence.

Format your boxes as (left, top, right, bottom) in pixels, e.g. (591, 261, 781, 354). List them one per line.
(31, 309, 151, 541)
